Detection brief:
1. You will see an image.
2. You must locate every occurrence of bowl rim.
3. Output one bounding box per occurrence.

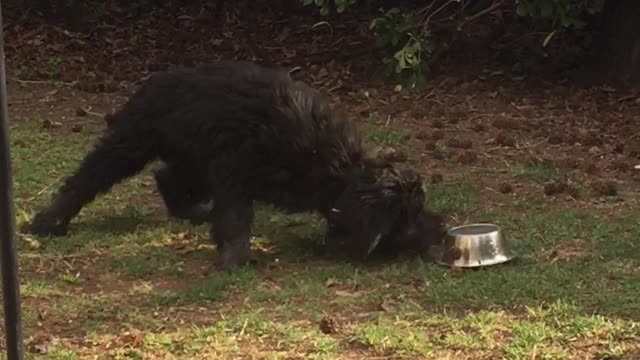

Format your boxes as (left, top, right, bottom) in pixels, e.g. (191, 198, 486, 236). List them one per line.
(447, 223, 501, 237)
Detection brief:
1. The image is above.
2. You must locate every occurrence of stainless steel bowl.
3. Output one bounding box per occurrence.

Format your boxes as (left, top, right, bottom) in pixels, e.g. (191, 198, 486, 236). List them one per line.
(433, 223, 517, 267)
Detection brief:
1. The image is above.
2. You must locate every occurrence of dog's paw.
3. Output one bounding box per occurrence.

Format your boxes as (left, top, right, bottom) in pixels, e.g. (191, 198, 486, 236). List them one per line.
(25, 211, 68, 236)
(27, 221, 68, 237)
(215, 246, 253, 271)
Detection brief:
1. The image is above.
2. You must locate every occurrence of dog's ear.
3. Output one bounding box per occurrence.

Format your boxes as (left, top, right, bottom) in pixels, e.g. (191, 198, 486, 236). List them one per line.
(398, 169, 425, 216)
(332, 168, 408, 257)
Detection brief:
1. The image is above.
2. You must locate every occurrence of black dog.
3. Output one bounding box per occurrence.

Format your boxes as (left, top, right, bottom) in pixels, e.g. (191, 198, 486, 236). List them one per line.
(28, 60, 446, 270)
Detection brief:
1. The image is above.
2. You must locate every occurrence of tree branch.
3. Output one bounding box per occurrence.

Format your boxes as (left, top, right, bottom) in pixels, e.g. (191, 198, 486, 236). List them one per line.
(458, 0, 505, 30)
(421, 0, 459, 34)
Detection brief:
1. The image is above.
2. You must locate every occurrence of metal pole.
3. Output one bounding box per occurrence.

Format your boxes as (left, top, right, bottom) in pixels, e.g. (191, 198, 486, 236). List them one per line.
(0, 1, 25, 359)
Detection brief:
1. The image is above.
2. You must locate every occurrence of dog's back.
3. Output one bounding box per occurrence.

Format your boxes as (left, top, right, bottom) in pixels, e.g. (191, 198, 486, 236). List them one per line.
(105, 61, 287, 128)
(107, 61, 361, 160)
(103, 61, 364, 203)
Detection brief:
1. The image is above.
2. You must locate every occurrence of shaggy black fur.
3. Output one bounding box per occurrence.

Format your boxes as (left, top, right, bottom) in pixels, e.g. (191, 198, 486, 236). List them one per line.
(28, 60, 446, 270)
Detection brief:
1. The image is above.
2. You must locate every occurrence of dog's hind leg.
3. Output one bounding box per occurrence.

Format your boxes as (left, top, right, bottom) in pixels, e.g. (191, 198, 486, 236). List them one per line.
(29, 129, 156, 236)
(154, 161, 212, 225)
(210, 195, 254, 271)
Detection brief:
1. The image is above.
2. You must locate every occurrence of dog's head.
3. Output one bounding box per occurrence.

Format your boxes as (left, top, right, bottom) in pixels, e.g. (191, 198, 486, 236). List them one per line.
(329, 161, 446, 258)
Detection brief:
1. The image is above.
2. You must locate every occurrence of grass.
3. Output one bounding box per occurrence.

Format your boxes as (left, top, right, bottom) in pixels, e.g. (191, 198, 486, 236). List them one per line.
(363, 111, 410, 148)
(4, 116, 640, 359)
(511, 163, 564, 182)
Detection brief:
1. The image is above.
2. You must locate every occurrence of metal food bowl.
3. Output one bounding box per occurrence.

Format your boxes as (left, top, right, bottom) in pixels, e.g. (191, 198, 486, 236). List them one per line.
(433, 223, 517, 267)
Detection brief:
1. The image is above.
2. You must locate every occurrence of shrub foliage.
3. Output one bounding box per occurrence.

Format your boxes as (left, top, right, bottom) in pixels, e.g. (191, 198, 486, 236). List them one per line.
(302, 0, 607, 90)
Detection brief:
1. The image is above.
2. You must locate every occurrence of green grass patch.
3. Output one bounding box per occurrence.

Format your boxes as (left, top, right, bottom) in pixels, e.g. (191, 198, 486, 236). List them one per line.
(511, 163, 563, 182)
(363, 128, 409, 147)
(424, 179, 477, 215)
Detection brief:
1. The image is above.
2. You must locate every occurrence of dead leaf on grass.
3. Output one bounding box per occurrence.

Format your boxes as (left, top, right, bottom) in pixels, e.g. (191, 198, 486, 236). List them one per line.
(324, 278, 341, 288)
(379, 298, 397, 313)
(547, 240, 590, 263)
(27, 334, 58, 354)
(334, 289, 365, 298)
(20, 234, 41, 250)
(261, 279, 282, 293)
(118, 330, 144, 348)
(42, 119, 62, 129)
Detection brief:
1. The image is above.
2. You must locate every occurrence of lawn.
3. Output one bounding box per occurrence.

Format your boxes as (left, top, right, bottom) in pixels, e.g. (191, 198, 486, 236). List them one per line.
(4, 107, 639, 359)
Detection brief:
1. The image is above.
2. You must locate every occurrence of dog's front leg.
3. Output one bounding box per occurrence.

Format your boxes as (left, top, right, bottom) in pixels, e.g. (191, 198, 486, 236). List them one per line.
(211, 196, 254, 271)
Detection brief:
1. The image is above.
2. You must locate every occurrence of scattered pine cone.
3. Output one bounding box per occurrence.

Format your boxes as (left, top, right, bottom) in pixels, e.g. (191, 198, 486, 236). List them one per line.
(430, 173, 443, 184)
(456, 150, 477, 164)
(424, 141, 436, 151)
(319, 316, 339, 335)
(591, 180, 617, 197)
(498, 182, 513, 194)
(495, 132, 516, 147)
(544, 181, 567, 196)
(75, 107, 87, 117)
(548, 134, 563, 145)
(431, 129, 444, 140)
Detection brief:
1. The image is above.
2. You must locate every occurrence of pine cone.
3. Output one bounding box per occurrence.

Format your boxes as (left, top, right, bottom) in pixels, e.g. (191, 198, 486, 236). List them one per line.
(319, 316, 339, 334)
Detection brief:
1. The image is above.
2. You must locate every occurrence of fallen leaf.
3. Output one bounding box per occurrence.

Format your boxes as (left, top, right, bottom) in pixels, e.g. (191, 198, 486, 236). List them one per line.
(335, 289, 364, 298)
(27, 335, 58, 354)
(275, 27, 290, 42)
(261, 280, 281, 293)
(175, 244, 203, 255)
(324, 278, 340, 288)
(118, 331, 143, 348)
(42, 119, 63, 129)
(37, 308, 47, 321)
(20, 234, 41, 250)
(379, 298, 396, 313)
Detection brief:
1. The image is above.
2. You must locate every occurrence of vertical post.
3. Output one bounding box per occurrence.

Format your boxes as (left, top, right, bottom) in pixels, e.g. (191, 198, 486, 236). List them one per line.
(0, 1, 25, 359)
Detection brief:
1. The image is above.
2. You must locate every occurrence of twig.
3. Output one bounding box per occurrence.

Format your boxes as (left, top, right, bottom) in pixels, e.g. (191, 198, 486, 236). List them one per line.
(417, 0, 437, 16)
(27, 176, 62, 201)
(133, 74, 152, 85)
(11, 78, 76, 86)
(616, 94, 638, 102)
(420, 88, 436, 100)
(80, 106, 105, 118)
(459, 0, 505, 30)
(516, 139, 546, 150)
(422, 0, 458, 33)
